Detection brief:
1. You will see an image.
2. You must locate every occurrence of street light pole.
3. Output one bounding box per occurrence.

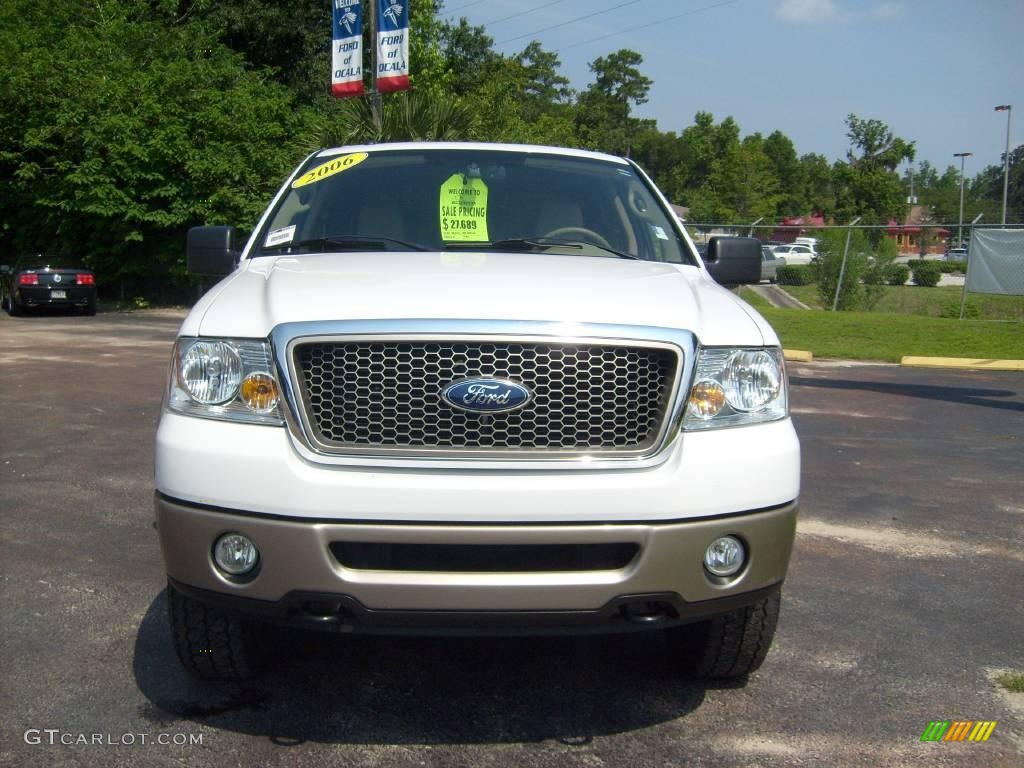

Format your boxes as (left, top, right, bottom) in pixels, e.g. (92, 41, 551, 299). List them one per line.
(995, 105, 1012, 225)
(954, 152, 972, 247)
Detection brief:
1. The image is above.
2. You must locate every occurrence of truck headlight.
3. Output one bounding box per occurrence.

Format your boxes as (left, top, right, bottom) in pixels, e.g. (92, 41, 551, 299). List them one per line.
(180, 341, 242, 405)
(167, 338, 284, 425)
(683, 347, 787, 430)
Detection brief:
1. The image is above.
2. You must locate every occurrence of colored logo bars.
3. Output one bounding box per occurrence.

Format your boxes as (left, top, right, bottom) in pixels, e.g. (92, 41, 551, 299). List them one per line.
(920, 721, 997, 742)
(331, 0, 364, 98)
(376, 0, 410, 93)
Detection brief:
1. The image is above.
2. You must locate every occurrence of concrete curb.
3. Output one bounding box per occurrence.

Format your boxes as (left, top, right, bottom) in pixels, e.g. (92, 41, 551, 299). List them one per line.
(784, 350, 814, 362)
(774, 286, 811, 310)
(901, 356, 1024, 372)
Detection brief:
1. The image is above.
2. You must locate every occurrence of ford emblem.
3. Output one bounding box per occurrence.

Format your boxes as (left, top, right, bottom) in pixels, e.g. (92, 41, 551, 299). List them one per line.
(441, 378, 532, 414)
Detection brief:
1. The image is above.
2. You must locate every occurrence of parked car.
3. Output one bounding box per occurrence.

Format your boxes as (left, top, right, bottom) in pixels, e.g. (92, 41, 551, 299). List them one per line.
(157, 142, 798, 681)
(1, 258, 97, 316)
(771, 243, 816, 265)
(947, 247, 968, 261)
(761, 246, 785, 283)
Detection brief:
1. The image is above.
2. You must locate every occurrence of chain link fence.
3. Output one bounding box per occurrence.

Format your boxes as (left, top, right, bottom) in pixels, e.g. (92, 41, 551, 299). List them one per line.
(683, 221, 1024, 321)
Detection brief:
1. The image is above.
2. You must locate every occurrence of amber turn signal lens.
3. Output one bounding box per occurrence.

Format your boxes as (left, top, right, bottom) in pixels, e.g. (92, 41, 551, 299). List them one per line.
(688, 379, 726, 419)
(240, 372, 279, 413)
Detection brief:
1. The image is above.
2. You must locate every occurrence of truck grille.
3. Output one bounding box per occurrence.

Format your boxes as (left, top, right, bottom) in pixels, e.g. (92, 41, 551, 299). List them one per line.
(291, 340, 679, 456)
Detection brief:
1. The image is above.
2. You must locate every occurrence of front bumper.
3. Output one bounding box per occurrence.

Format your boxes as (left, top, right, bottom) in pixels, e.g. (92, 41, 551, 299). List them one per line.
(156, 495, 797, 635)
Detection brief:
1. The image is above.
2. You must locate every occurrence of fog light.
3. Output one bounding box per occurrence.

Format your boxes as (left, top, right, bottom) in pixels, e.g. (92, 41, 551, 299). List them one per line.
(704, 535, 745, 577)
(213, 533, 259, 576)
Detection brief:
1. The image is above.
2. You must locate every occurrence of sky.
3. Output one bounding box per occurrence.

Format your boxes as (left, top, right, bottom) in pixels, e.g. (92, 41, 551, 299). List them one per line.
(439, 0, 1023, 176)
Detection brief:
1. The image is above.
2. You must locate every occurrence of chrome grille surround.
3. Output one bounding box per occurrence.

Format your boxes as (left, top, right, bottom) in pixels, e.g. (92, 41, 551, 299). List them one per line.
(271, 320, 697, 469)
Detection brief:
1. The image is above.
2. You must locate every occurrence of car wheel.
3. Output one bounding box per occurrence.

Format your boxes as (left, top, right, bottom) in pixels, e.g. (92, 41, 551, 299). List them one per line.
(84, 297, 97, 316)
(167, 582, 268, 680)
(665, 591, 780, 678)
(9, 297, 22, 316)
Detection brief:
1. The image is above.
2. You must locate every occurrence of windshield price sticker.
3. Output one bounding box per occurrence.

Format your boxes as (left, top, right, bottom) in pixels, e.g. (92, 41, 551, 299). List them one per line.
(291, 152, 368, 188)
(439, 174, 489, 242)
(265, 225, 296, 247)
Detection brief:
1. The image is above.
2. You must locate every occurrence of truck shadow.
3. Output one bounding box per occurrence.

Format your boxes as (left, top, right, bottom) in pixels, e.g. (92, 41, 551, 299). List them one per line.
(790, 376, 1024, 412)
(133, 589, 724, 745)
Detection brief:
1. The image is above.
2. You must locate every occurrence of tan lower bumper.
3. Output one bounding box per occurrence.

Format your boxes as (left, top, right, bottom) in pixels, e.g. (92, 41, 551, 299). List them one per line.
(156, 495, 797, 613)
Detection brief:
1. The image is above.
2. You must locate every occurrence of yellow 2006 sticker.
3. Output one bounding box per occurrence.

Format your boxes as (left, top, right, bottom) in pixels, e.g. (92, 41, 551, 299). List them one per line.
(439, 173, 489, 241)
(291, 152, 369, 188)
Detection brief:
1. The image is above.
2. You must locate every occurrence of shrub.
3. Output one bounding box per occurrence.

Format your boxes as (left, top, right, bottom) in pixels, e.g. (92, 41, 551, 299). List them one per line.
(939, 260, 967, 273)
(910, 260, 941, 287)
(886, 264, 910, 285)
(815, 229, 873, 310)
(777, 264, 817, 285)
(875, 237, 899, 262)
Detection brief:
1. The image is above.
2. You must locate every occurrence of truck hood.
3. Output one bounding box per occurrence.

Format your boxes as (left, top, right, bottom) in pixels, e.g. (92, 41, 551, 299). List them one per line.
(186, 251, 771, 346)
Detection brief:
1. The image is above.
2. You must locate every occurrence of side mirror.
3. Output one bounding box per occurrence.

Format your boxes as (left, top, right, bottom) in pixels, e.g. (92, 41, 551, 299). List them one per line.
(187, 226, 239, 276)
(704, 237, 762, 286)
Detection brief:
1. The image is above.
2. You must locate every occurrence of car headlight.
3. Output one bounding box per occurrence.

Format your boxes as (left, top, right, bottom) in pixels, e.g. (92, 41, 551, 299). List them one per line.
(683, 347, 787, 430)
(167, 338, 283, 425)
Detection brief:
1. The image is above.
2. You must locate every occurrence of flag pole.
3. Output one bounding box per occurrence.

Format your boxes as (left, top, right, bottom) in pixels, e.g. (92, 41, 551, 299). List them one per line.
(369, 0, 382, 131)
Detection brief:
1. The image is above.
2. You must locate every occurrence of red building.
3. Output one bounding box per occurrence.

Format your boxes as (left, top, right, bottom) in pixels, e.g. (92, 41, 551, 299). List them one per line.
(770, 213, 826, 243)
(885, 206, 950, 255)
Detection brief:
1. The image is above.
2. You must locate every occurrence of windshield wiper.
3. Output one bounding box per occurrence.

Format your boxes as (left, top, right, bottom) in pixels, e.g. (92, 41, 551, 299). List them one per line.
(260, 235, 431, 253)
(444, 237, 639, 260)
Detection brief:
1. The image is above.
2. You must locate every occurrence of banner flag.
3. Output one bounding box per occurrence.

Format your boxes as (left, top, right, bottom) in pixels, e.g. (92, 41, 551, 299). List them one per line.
(376, 0, 410, 93)
(331, 0, 364, 98)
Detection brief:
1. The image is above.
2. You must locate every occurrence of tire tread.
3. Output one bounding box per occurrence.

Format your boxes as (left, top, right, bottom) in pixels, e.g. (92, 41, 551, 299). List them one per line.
(168, 584, 264, 679)
(669, 592, 781, 679)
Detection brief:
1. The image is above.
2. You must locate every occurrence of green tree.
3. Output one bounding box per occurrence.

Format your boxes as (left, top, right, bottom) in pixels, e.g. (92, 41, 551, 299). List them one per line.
(971, 145, 1024, 223)
(832, 114, 915, 224)
(0, 0, 311, 297)
(696, 135, 781, 222)
(763, 130, 806, 215)
(575, 49, 653, 154)
(799, 153, 834, 218)
(439, 17, 499, 97)
(322, 90, 477, 144)
(845, 114, 915, 172)
(516, 41, 573, 121)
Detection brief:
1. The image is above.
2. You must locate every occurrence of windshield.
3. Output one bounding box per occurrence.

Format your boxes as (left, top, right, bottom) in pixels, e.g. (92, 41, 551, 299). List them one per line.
(252, 148, 694, 264)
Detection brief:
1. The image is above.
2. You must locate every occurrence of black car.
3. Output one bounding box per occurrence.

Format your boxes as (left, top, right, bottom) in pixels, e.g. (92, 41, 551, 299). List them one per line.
(1, 258, 97, 316)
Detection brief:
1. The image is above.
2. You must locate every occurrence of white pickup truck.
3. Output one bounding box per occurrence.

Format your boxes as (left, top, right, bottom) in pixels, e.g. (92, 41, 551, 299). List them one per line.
(155, 143, 800, 680)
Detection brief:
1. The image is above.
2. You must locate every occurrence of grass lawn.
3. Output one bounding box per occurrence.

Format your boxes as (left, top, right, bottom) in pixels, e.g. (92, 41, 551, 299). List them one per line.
(997, 672, 1024, 693)
(779, 284, 1024, 321)
(753, 308, 1024, 362)
(738, 286, 773, 311)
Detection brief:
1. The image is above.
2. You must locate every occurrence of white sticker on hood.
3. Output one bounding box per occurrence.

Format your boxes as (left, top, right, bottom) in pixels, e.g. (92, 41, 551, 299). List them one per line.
(265, 225, 296, 247)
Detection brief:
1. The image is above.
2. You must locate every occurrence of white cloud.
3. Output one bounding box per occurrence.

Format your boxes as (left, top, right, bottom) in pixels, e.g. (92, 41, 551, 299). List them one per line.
(776, 0, 841, 24)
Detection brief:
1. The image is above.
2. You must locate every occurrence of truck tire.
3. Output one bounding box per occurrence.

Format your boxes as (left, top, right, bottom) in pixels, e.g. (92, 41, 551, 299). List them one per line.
(167, 583, 267, 679)
(667, 591, 780, 678)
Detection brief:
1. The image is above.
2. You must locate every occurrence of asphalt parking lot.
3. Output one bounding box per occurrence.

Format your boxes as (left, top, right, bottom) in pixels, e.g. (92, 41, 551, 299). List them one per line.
(1, 310, 1021, 767)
